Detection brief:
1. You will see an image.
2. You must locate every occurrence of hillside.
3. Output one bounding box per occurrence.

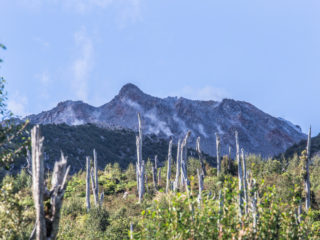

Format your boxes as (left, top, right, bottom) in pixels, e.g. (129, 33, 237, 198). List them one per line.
(15, 123, 214, 174)
(282, 131, 320, 159)
(26, 83, 306, 157)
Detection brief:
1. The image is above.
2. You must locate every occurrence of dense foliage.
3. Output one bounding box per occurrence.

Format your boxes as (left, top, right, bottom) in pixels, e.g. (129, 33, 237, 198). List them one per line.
(1, 152, 320, 239)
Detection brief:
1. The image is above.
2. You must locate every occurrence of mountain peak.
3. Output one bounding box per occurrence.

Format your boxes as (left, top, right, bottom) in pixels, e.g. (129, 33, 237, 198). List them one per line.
(118, 83, 144, 98)
(26, 83, 307, 157)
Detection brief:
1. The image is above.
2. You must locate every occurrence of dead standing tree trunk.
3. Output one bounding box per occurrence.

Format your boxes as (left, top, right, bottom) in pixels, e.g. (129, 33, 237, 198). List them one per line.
(216, 133, 221, 175)
(30, 125, 70, 240)
(228, 146, 231, 173)
(86, 156, 91, 212)
(196, 137, 206, 176)
(136, 113, 145, 203)
(31, 125, 46, 240)
(235, 131, 244, 219)
(166, 139, 173, 193)
(305, 126, 311, 211)
(90, 149, 100, 207)
(197, 169, 204, 205)
(93, 149, 99, 206)
(158, 168, 161, 186)
(181, 131, 191, 191)
(152, 155, 158, 190)
(173, 139, 181, 191)
(241, 148, 248, 215)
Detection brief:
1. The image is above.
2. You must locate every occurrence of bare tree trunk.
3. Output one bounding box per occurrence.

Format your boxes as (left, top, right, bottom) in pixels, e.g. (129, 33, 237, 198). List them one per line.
(152, 167, 156, 190)
(174, 139, 181, 191)
(305, 126, 311, 211)
(136, 113, 145, 203)
(297, 200, 302, 224)
(196, 137, 206, 176)
(241, 148, 248, 215)
(130, 223, 133, 240)
(30, 125, 70, 240)
(181, 131, 191, 190)
(251, 179, 258, 232)
(152, 155, 158, 190)
(49, 153, 70, 240)
(136, 161, 139, 192)
(91, 168, 97, 206)
(158, 167, 161, 186)
(31, 125, 46, 240)
(197, 169, 204, 205)
(93, 149, 99, 206)
(99, 192, 104, 206)
(166, 139, 173, 193)
(216, 133, 221, 175)
(235, 131, 244, 219)
(138, 160, 145, 203)
(90, 150, 99, 207)
(86, 156, 91, 212)
(228, 146, 231, 173)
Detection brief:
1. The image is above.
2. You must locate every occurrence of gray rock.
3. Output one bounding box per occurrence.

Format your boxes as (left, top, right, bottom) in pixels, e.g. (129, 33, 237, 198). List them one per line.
(25, 83, 306, 157)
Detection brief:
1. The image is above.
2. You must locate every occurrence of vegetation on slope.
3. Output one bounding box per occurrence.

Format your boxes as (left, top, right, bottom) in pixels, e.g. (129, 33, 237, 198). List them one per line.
(10, 123, 214, 174)
(1, 152, 320, 239)
(282, 132, 320, 160)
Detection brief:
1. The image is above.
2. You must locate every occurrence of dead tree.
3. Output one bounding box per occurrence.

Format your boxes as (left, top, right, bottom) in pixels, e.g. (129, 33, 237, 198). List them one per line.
(30, 125, 70, 240)
(99, 192, 104, 206)
(152, 155, 158, 190)
(93, 149, 99, 204)
(31, 125, 46, 240)
(130, 223, 133, 240)
(166, 139, 173, 193)
(305, 126, 311, 211)
(173, 139, 181, 191)
(196, 137, 206, 176)
(250, 178, 258, 232)
(241, 148, 248, 215)
(157, 167, 161, 186)
(136, 113, 145, 203)
(180, 131, 191, 190)
(197, 169, 204, 205)
(216, 133, 221, 175)
(24, 148, 33, 176)
(86, 156, 91, 212)
(90, 149, 100, 207)
(235, 131, 244, 218)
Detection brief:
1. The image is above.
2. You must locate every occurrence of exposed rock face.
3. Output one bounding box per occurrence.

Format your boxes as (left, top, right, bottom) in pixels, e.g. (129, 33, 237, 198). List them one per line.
(26, 83, 306, 157)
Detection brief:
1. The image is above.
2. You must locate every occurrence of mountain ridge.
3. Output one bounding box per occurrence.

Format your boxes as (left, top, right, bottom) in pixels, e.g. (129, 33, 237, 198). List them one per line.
(26, 83, 306, 157)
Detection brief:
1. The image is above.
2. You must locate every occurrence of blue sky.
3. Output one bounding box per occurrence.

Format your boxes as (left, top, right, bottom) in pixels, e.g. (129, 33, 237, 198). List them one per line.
(0, 0, 319, 135)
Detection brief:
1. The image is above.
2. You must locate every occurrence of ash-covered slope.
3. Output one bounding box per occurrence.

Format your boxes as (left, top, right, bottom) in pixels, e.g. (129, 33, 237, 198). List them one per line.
(27, 83, 306, 157)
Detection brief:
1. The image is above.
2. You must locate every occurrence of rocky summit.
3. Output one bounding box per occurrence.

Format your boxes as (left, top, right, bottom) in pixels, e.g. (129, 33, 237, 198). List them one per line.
(26, 83, 306, 157)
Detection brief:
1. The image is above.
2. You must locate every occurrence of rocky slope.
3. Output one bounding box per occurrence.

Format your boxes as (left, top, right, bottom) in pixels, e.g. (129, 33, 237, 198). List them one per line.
(26, 83, 306, 157)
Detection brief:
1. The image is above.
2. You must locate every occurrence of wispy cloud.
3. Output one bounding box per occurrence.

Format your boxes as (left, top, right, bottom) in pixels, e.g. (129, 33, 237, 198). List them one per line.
(7, 91, 29, 117)
(172, 85, 229, 101)
(18, 0, 143, 26)
(71, 27, 94, 101)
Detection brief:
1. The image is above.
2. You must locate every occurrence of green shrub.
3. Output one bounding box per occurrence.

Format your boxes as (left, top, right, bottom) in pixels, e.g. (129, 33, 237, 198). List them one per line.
(86, 207, 110, 232)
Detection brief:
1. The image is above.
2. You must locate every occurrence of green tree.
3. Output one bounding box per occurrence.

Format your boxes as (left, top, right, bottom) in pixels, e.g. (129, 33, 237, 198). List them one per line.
(0, 43, 29, 169)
